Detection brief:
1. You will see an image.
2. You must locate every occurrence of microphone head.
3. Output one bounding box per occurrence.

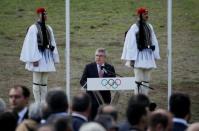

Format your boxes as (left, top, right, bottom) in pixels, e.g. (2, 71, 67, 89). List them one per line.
(149, 102, 157, 111)
(101, 66, 105, 70)
(101, 66, 107, 73)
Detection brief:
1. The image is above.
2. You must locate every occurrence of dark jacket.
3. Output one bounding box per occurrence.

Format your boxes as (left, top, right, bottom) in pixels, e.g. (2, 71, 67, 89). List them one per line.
(14, 108, 29, 124)
(72, 115, 87, 131)
(118, 120, 131, 131)
(80, 62, 116, 120)
(173, 121, 188, 131)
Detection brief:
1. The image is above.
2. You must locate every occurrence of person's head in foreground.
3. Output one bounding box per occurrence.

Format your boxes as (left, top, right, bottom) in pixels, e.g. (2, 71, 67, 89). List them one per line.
(169, 92, 191, 121)
(9, 85, 30, 112)
(187, 122, 199, 131)
(79, 122, 106, 131)
(147, 109, 173, 131)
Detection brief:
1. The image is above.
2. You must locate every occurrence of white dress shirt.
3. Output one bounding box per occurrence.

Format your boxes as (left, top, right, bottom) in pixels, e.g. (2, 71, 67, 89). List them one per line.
(18, 107, 28, 124)
(72, 112, 88, 121)
(97, 63, 105, 75)
(173, 117, 188, 126)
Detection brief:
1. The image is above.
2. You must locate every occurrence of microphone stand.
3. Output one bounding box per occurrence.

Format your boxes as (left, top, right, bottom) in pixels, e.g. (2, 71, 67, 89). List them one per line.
(101, 66, 123, 77)
(100, 66, 122, 104)
(81, 81, 105, 105)
(135, 81, 154, 90)
(101, 67, 154, 94)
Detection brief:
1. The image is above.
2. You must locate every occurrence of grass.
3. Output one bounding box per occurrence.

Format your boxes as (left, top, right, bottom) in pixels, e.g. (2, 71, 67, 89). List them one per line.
(0, 0, 199, 122)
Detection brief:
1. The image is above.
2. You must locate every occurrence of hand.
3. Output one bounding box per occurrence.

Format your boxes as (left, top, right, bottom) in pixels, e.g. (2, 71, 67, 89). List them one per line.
(33, 61, 39, 67)
(125, 60, 134, 68)
(130, 60, 135, 68)
(150, 45, 155, 51)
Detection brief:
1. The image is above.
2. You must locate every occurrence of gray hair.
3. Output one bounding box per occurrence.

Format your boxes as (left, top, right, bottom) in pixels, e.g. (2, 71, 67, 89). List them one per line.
(95, 48, 107, 56)
(79, 122, 106, 131)
(0, 98, 6, 113)
(187, 122, 199, 131)
(28, 102, 43, 121)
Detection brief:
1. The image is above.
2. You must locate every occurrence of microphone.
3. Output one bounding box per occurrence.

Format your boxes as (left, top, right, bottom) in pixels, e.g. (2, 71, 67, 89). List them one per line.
(100, 65, 122, 77)
(135, 81, 154, 90)
(101, 66, 107, 74)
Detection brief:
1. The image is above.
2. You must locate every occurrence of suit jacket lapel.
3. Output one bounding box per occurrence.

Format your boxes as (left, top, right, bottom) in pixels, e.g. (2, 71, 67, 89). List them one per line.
(93, 62, 99, 77)
(103, 63, 108, 77)
(23, 109, 29, 120)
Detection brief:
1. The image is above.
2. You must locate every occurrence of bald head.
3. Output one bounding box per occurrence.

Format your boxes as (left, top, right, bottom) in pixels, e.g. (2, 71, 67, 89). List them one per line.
(79, 122, 106, 131)
(102, 105, 116, 113)
(187, 123, 199, 131)
(72, 92, 91, 113)
(148, 109, 173, 131)
(98, 105, 118, 121)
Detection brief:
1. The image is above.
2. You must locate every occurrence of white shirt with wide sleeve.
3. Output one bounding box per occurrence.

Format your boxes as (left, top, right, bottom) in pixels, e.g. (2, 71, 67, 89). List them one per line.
(20, 24, 59, 72)
(121, 23, 160, 69)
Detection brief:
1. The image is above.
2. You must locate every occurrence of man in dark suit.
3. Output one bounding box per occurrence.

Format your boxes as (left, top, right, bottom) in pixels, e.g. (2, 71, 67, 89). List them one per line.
(169, 92, 191, 131)
(45, 88, 68, 122)
(72, 92, 91, 131)
(9, 85, 30, 124)
(80, 48, 116, 120)
(118, 94, 150, 131)
(148, 109, 173, 131)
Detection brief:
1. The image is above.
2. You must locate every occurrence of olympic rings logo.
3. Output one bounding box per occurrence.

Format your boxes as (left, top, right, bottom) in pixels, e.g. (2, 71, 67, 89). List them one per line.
(101, 79, 121, 89)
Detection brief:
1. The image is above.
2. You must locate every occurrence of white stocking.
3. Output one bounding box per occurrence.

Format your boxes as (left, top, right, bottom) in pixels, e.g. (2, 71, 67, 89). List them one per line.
(33, 84, 41, 103)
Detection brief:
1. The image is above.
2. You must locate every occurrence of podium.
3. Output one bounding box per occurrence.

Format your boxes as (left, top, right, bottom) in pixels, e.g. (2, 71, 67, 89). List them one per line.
(87, 77, 136, 91)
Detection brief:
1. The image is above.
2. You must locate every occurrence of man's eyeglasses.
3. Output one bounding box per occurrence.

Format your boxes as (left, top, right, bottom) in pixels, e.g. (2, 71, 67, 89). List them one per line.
(96, 55, 105, 57)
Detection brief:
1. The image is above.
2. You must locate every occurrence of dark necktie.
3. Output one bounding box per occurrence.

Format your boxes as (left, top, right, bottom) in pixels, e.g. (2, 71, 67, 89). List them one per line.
(98, 65, 104, 77)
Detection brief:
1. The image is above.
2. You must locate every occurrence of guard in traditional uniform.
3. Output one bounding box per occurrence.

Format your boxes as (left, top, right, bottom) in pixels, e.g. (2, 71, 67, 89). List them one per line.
(20, 7, 59, 103)
(121, 7, 160, 95)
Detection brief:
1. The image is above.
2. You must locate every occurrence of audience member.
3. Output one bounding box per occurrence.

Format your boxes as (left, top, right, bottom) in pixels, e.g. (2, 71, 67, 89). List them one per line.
(72, 92, 91, 131)
(36, 124, 55, 131)
(79, 122, 106, 131)
(187, 122, 199, 131)
(0, 98, 6, 113)
(16, 119, 37, 131)
(147, 109, 173, 131)
(119, 94, 150, 131)
(9, 85, 30, 124)
(98, 104, 118, 122)
(53, 116, 72, 131)
(16, 102, 43, 131)
(95, 114, 118, 131)
(0, 111, 18, 131)
(45, 88, 68, 122)
(29, 102, 43, 122)
(2, 84, 196, 131)
(126, 100, 148, 131)
(149, 102, 157, 112)
(169, 92, 191, 131)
